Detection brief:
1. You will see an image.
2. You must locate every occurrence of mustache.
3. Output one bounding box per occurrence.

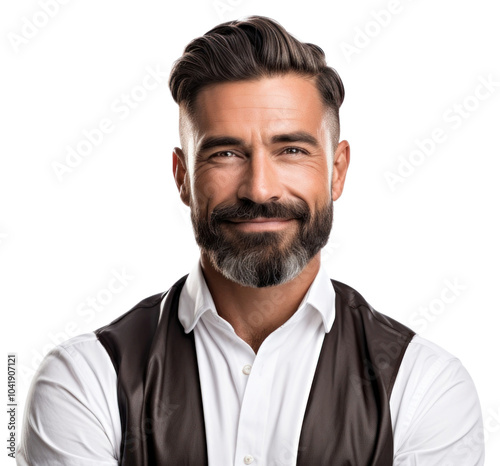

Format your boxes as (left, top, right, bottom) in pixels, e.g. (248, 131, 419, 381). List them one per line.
(210, 200, 311, 223)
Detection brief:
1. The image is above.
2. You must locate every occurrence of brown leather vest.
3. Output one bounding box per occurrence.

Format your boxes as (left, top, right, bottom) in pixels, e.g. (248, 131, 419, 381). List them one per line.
(95, 275, 414, 465)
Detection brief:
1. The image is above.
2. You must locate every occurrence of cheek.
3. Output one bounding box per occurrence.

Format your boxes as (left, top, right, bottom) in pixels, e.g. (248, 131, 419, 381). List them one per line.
(193, 169, 238, 210)
(284, 164, 331, 201)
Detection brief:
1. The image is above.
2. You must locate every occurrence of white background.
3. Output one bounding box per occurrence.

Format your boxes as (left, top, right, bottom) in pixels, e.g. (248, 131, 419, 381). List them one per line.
(1, 0, 499, 463)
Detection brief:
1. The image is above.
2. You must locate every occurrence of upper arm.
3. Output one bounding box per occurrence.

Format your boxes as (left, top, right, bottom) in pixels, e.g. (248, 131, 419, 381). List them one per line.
(392, 337, 484, 465)
(17, 336, 121, 466)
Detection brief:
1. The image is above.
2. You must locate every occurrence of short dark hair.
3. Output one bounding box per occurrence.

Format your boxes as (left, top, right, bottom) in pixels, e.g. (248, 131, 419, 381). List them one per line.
(169, 15, 345, 143)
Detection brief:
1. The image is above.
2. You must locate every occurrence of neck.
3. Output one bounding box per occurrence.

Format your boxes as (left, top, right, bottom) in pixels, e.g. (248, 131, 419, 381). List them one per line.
(200, 251, 321, 353)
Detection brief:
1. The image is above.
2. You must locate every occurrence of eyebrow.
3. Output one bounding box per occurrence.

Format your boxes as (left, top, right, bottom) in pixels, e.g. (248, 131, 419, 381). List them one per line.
(198, 131, 320, 153)
(198, 136, 244, 153)
(270, 131, 320, 147)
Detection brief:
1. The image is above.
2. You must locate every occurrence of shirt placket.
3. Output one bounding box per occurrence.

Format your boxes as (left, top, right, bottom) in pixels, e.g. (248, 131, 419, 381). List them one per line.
(233, 325, 290, 465)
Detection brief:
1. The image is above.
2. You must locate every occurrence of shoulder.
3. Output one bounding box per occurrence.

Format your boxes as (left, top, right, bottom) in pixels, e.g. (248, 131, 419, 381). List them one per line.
(395, 334, 474, 397)
(403, 333, 460, 366)
(394, 334, 481, 407)
(57, 331, 115, 362)
(95, 291, 165, 335)
(48, 332, 118, 382)
(26, 332, 118, 412)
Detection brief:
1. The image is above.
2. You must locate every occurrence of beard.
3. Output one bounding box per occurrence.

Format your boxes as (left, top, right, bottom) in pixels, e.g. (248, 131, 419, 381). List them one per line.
(191, 198, 333, 288)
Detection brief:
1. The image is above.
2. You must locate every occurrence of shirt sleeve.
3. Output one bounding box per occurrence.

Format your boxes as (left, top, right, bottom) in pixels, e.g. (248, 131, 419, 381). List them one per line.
(391, 335, 485, 465)
(16, 333, 121, 466)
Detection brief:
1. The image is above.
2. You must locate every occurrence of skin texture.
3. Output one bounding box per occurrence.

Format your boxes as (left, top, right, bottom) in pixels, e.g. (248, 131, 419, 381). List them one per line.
(173, 74, 350, 352)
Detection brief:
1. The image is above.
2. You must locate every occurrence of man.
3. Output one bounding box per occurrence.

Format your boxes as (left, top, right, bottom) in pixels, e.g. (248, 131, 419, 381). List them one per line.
(18, 16, 484, 465)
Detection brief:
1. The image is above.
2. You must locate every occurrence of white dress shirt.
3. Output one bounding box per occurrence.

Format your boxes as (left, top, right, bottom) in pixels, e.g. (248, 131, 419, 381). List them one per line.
(17, 262, 484, 465)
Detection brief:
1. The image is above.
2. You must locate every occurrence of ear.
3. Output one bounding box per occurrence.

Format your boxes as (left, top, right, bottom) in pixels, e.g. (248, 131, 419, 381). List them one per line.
(331, 140, 350, 201)
(172, 147, 190, 206)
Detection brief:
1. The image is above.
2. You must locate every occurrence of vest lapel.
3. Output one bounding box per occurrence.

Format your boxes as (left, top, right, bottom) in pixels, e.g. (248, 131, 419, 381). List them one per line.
(297, 294, 393, 465)
(142, 276, 208, 464)
(96, 275, 208, 465)
(297, 280, 412, 466)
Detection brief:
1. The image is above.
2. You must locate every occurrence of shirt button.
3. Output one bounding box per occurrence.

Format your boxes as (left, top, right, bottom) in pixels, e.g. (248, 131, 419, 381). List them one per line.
(242, 364, 252, 375)
(244, 454, 254, 464)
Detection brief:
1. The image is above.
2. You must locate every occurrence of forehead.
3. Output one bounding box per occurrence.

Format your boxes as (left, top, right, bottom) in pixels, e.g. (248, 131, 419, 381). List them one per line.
(185, 74, 331, 144)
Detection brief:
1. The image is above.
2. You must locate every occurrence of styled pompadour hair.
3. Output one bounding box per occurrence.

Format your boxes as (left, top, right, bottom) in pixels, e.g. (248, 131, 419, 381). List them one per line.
(168, 15, 345, 143)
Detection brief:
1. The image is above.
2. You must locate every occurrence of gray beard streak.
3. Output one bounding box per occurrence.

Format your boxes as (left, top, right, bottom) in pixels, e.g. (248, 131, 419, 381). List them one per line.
(208, 245, 310, 288)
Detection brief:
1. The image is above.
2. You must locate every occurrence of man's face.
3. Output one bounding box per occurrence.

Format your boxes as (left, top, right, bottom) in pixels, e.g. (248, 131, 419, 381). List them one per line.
(174, 74, 349, 287)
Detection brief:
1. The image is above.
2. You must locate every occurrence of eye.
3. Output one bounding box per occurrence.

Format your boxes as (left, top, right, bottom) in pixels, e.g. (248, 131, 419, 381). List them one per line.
(282, 147, 308, 155)
(211, 150, 238, 158)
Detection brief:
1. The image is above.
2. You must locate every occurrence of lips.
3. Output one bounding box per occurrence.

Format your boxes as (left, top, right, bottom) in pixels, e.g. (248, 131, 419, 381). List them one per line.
(223, 217, 296, 232)
(228, 217, 292, 224)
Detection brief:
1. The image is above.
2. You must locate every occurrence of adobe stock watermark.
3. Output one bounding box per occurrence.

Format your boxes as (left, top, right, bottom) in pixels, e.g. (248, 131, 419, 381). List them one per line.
(340, 0, 415, 63)
(350, 331, 409, 396)
(7, 0, 71, 53)
(212, 0, 246, 20)
(384, 74, 499, 191)
(273, 443, 307, 466)
(18, 267, 133, 387)
(408, 278, 466, 334)
(51, 64, 169, 183)
(122, 399, 179, 453)
(442, 405, 499, 465)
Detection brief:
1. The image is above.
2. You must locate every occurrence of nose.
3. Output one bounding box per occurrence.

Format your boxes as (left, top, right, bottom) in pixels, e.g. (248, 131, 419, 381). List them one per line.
(237, 151, 283, 204)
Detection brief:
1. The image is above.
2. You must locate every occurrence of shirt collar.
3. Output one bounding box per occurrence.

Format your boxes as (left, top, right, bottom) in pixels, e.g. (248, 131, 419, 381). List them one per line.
(177, 260, 336, 334)
(178, 261, 217, 334)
